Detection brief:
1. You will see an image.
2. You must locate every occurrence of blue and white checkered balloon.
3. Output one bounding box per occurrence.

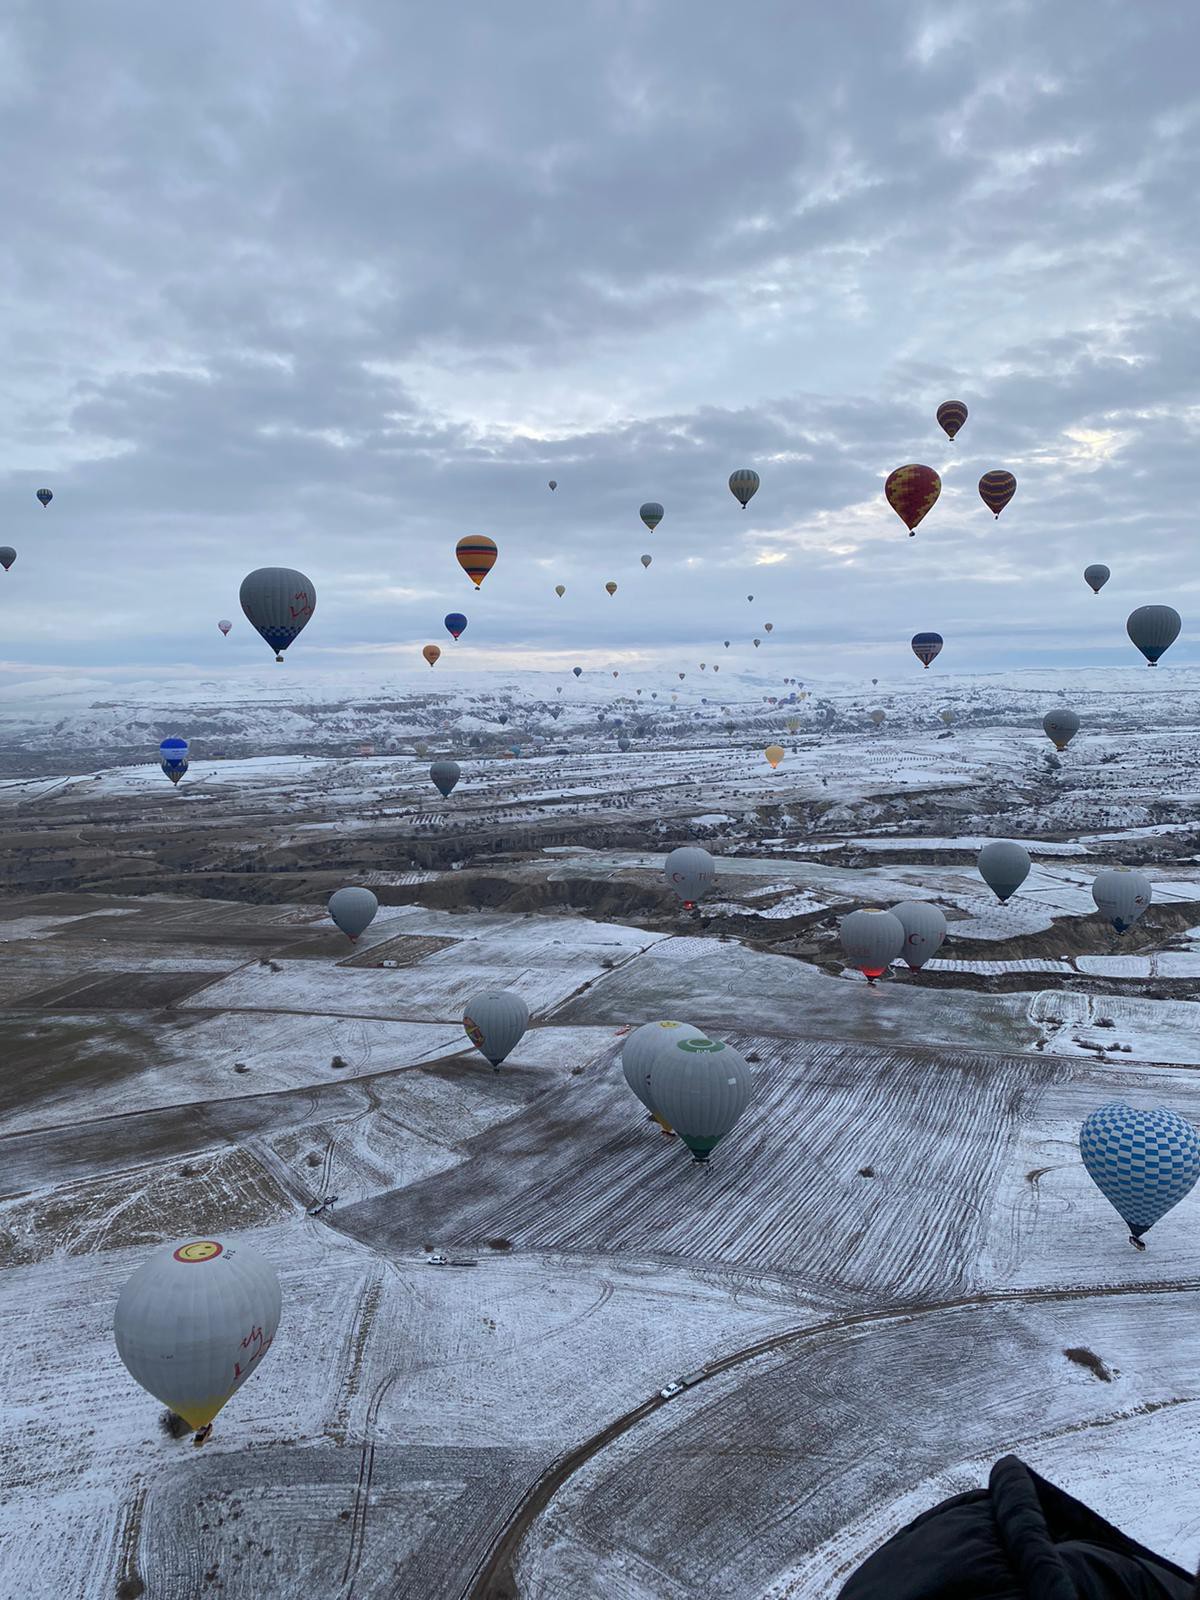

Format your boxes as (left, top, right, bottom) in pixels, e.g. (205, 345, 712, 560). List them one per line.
(1080, 1101, 1200, 1243)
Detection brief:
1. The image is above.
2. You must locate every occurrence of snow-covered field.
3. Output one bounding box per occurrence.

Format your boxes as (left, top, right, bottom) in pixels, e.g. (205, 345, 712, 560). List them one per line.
(2, 667, 1199, 1598)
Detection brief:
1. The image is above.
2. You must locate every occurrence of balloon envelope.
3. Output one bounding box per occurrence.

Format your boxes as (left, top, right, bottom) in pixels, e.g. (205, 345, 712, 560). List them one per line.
(885, 465, 941, 534)
(1080, 1102, 1200, 1241)
(622, 1021, 707, 1113)
(36, 488, 52, 507)
(0, 546, 16, 571)
(114, 1238, 281, 1431)
(463, 990, 529, 1068)
(1042, 708, 1080, 750)
(444, 612, 468, 640)
(605, 581, 618, 596)
(422, 644, 441, 667)
(573, 666, 582, 678)
(456, 535, 497, 587)
(729, 468, 760, 508)
(978, 470, 1016, 518)
(936, 400, 968, 440)
(328, 886, 378, 941)
(555, 584, 566, 597)
(911, 632, 943, 668)
(1126, 605, 1181, 666)
(648, 1035, 752, 1160)
(664, 845, 715, 908)
(764, 744, 784, 769)
(217, 619, 232, 635)
(890, 901, 947, 970)
(1092, 869, 1152, 934)
(1084, 563, 1110, 594)
(978, 840, 1030, 902)
(430, 760, 460, 797)
(840, 908, 905, 981)
(640, 554, 652, 569)
(239, 567, 316, 662)
(548, 480, 557, 490)
(639, 502, 664, 531)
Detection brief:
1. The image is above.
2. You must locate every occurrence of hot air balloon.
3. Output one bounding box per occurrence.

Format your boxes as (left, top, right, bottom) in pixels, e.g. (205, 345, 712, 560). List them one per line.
(422, 644, 441, 667)
(785, 717, 800, 734)
(605, 581, 618, 597)
(712, 665, 719, 673)
(622, 1020, 706, 1132)
(497, 713, 509, 725)
(159, 737, 189, 786)
(430, 760, 460, 797)
(870, 709, 886, 727)
(36, 488, 52, 507)
(890, 901, 947, 970)
(555, 584, 566, 598)
(0, 546, 15, 571)
(1042, 708, 1080, 751)
(747, 595, 754, 603)
(1084, 563, 1110, 595)
(978, 840, 1030, 903)
(1092, 869, 1152, 934)
(678, 672, 686, 681)
(1127, 605, 1181, 666)
(648, 1035, 752, 1162)
(724, 641, 730, 649)
(763, 622, 774, 634)
(936, 400, 968, 441)
(640, 502, 664, 531)
(978, 470, 1016, 518)
(1080, 1102, 1200, 1248)
(640, 554, 652, 569)
(328, 886, 378, 942)
(911, 632, 943, 668)
(617, 736, 630, 751)
(444, 613, 468, 641)
(840, 908, 905, 983)
(217, 618, 232, 636)
(239, 567, 316, 663)
(462, 990, 529, 1069)
(764, 744, 784, 770)
(573, 666, 583, 678)
(612, 670, 619, 679)
(456, 535, 498, 588)
(940, 708, 955, 726)
(885, 464, 941, 535)
(753, 638, 761, 649)
(114, 1238, 281, 1440)
(729, 469, 760, 509)
(548, 480, 557, 491)
(664, 845, 715, 909)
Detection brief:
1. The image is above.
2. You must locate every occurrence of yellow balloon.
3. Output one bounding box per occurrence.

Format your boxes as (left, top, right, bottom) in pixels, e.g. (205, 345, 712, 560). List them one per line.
(764, 744, 785, 770)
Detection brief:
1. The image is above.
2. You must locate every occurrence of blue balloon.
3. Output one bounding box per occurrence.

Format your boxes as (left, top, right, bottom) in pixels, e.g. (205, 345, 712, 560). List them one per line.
(911, 632, 944, 668)
(572, 667, 583, 678)
(159, 737, 189, 770)
(444, 612, 468, 640)
(1080, 1102, 1200, 1244)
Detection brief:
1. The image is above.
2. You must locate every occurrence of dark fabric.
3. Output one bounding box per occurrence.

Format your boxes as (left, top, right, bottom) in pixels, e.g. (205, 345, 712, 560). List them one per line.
(837, 1456, 1194, 1599)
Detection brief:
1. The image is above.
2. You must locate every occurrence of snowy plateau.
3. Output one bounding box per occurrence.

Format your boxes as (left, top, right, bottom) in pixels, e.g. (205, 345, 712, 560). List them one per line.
(1, 663, 1200, 1599)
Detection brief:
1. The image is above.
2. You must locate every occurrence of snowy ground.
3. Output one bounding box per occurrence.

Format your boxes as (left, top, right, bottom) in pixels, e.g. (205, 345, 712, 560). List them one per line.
(2, 668, 1200, 1598)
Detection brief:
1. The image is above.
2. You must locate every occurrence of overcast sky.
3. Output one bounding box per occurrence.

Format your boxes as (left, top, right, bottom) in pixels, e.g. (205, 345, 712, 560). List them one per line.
(1, 0, 1196, 684)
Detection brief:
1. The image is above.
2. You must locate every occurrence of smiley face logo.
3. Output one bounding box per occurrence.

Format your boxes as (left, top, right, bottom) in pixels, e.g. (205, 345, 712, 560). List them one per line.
(173, 1240, 224, 1264)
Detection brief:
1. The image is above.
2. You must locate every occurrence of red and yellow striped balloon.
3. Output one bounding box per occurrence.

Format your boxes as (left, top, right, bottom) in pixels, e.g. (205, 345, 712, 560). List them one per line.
(978, 470, 1016, 519)
(456, 535, 498, 587)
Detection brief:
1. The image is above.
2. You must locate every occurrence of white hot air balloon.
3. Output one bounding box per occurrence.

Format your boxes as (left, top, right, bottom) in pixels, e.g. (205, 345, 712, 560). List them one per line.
(977, 841, 1031, 903)
(663, 846, 716, 910)
(328, 886, 379, 942)
(463, 990, 529, 1069)
(1092, 869, 1152, 934)
(114, 1238, 282, 1442)
(889, 901, 947, 970)
(648, 1034, 752, 1162)
(621, 1020, 706, 1132)
(840, 908, 905, 983)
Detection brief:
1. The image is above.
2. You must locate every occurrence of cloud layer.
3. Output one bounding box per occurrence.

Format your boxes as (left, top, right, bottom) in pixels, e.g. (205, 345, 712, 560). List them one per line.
(1, 0, 1197, 680)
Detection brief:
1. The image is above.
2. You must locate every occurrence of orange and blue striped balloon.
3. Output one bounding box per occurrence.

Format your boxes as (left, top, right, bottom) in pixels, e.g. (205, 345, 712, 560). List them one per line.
(456, 535, 498, 587)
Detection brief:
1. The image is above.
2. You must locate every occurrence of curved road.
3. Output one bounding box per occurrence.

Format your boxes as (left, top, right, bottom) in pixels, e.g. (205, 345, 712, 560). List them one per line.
(462, 1272, 1200, 1599)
